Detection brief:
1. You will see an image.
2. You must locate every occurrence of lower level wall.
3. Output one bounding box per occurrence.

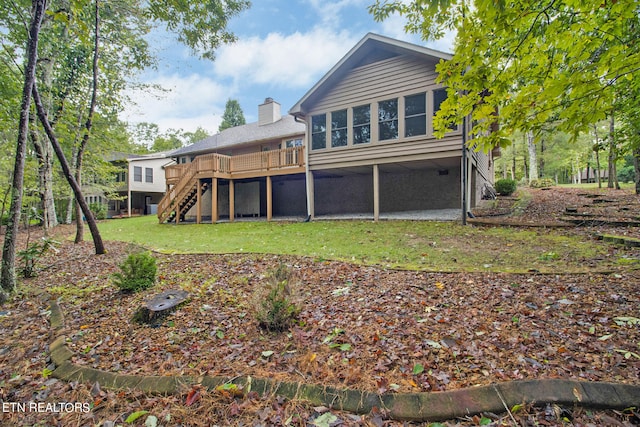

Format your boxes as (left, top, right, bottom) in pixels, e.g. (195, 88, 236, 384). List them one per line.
(312, 164, 461, 215)
(379, 167, 461, 212)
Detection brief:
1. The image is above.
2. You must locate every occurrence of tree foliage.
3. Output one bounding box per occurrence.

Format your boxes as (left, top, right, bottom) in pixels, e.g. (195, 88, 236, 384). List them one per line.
(369, 0, 640, 153)
(145, 0, 250, 60)
(218, 99, 246, 132)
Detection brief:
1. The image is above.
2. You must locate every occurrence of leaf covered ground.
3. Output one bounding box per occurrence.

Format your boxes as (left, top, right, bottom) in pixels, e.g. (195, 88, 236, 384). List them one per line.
(0, 187, 639, 426)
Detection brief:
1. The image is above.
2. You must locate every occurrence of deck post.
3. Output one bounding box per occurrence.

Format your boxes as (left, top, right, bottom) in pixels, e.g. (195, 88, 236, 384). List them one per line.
(196, 179, 202, 224)
(373, 164, 380, 222)
(229, 179, 235, 222)
(266, 176, 272, 221)
(211, 178, 218, 223)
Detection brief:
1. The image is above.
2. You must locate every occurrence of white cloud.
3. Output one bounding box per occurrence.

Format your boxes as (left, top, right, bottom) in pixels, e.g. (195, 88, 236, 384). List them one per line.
(121, 73, 231, 134)
(212, 27, 360, 89)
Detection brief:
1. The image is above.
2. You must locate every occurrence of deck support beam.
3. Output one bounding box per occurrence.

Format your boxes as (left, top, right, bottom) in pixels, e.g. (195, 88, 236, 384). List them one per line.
(229, 179, 235, 222)
(266, 176, 273, 221)
(306, 170, 314, 219)
(211, 178, 218, 223)
(196, 179, 202, 224)
(373, 164, 380, 222)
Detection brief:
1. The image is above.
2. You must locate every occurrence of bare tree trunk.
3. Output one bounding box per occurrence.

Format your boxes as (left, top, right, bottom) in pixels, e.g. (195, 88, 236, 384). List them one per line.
(539, 138, 545, 178)
(32, 84, 105, 255)
(74, 0, 101, 244)
(527, 132, 538, 184)
(634, 145, 640, 195)
(511, 142, 516, 180)
(31, 123, 58, 232)
(595, 149, 602, 188)
(607, 114, 620, 189)
(1, 0, 47, 302)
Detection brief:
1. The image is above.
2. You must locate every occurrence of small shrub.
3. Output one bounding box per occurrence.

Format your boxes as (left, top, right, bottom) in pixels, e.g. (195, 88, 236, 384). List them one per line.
(529, 178, 555, 188)
(495, 178, 517, 196)
(89, 202, 107, 220)
(113, 252, 157, 293)
(253, 264, 300, 332)
(18, 237, 59, 278)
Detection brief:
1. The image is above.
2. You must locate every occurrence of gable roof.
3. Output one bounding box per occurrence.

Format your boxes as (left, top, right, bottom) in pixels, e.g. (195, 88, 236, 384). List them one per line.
(170, 114, 305, 158)
(289, 33, 452, 117)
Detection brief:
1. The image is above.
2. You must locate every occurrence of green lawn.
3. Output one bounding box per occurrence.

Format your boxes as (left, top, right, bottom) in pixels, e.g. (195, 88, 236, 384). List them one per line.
(95, 215, 628, 273)
(557, 182, 635, 190)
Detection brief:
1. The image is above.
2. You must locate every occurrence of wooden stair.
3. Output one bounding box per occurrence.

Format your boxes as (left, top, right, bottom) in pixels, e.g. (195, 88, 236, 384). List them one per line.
(157, 161, 208, 223)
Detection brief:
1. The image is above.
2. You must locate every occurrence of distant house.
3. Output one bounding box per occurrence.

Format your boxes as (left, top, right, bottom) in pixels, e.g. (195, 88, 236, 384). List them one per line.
(83, 152, 174, 218)
(158, 33, 497, 223)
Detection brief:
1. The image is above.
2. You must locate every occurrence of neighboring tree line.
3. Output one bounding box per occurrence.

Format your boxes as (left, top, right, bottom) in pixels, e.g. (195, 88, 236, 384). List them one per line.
(370, 0, 640, 193)
(496, 120, 634, 189)
(0, 0, 249, 303)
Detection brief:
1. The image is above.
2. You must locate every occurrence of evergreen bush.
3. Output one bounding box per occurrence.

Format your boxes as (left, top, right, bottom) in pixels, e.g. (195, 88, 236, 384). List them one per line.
(113, 252, 157, 293)
(495, 178, 517, 196)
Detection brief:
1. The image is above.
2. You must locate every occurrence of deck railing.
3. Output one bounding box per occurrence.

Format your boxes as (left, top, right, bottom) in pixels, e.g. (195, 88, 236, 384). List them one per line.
(165, 146, 304, 182)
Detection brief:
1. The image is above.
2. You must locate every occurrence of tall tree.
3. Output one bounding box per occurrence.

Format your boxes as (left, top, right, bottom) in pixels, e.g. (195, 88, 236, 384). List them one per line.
(1, 0, 46, 301)
(73, 0, 101, 244)
(526, 132, 538, 183)
(219, 98, 246, 131)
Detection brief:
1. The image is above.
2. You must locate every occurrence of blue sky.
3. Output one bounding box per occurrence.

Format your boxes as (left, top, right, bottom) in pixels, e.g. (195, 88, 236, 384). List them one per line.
(122, 0, 455, 136)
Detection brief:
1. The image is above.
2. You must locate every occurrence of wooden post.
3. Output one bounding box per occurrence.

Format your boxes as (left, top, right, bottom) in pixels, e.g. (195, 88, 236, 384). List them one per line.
(229, 179, 235, 222)
(196, 179, 202, 224)
(373, 164, 380, 222)
(211, 178, 218, 223)
(306, 170, 314, 219)
(266, 176, 272, 221)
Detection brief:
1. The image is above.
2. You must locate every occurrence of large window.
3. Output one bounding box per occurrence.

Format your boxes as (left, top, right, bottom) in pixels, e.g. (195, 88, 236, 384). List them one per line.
(331, 109, 347, 148)
(145, 167, 153, 183)
(405, 93, 426, 137)
(311, 114, 326, 150)
(378, 98, 398, 140)
(353, 105, 370, 144)
(133, 166, 142, 182)
(433, 88, 448, 115)
(433, 88, 457, 131)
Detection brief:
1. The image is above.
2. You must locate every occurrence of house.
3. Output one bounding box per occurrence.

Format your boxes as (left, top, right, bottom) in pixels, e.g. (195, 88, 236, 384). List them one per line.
(158, 33, 496, 223)
(83, 151, 174, 218)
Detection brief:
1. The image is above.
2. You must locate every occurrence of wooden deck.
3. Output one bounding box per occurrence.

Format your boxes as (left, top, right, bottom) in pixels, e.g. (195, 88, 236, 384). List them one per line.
(159, 146, 305, 223)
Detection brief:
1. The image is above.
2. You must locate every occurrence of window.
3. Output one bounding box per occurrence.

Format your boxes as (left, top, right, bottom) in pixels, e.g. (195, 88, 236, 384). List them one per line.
(353, 105, 370, 145)
(378, 98, 398, 140)
(405, 93, 426, 137)
(116, 171, 126, 182)
(311, 114, 326, 150)
(331, 109, 347, 148)
(145, 167, 153, 183)
(285, 138, 303, 148)
(433, 88, 457, 131)
(433, 88, 448, 115)
(133, 166, 142, 182)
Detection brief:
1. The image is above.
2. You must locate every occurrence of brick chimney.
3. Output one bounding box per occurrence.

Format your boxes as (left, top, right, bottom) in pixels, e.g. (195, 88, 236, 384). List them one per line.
(258, 97, 281, 126)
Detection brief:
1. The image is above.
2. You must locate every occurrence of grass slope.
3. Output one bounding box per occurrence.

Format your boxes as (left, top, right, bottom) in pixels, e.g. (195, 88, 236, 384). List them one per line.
(96, 216, 621, 273)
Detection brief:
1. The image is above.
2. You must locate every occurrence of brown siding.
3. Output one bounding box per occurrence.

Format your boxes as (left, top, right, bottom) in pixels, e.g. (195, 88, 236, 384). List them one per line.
(309, 134, 462, 170)
(311, 55, 441, 111)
